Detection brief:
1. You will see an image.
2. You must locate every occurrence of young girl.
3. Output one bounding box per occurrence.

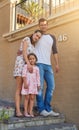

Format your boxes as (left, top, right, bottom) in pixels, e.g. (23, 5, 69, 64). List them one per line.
(21, 53, 40, 117)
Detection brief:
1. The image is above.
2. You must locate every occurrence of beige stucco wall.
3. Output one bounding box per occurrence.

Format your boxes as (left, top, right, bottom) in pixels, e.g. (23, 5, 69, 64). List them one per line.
(0, 0, 79, 127)
(50, 20, 79, 125)
(0, 1, 12, 100)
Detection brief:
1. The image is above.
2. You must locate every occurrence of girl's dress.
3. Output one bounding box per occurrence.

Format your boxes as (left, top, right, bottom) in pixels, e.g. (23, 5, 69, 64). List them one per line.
(13, 37, 35, 77)
(21, 64, 40, 95)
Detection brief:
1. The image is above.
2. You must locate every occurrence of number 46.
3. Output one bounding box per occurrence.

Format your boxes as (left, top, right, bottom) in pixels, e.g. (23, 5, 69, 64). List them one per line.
(58, 34, 68, 42)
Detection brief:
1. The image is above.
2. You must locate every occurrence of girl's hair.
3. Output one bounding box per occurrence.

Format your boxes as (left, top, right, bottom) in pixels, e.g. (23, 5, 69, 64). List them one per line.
(27, 53, 38, 62)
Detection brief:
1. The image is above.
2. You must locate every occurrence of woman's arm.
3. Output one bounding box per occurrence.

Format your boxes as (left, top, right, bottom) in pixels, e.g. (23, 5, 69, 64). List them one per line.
(22, 39, 33, 73)
(22, 40, 29, 64)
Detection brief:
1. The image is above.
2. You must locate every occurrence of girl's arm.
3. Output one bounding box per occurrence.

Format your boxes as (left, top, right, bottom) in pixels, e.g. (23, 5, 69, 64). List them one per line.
(23, 77, 28, 89)
(36, 67, 40, 90)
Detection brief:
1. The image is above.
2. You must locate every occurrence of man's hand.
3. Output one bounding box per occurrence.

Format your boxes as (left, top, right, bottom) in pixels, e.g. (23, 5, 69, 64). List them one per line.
(55, 64, 59, 73)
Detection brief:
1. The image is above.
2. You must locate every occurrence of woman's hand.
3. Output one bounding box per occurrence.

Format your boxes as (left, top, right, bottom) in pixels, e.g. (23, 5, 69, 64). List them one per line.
(27, 62, 33, 73)
(17, 50, 22, 56)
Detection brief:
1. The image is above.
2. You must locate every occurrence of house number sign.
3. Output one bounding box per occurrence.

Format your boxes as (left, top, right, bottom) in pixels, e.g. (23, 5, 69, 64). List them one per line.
(58, 34, 68, 42)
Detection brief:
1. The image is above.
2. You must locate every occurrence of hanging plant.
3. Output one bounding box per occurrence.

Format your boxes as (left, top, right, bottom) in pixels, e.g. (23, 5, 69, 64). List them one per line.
(19, 1, 43, 21)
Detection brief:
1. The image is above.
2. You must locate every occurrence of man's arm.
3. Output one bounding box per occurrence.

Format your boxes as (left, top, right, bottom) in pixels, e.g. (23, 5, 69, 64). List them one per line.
(50, 34, 59, 72)
(53, 53, 59, 73)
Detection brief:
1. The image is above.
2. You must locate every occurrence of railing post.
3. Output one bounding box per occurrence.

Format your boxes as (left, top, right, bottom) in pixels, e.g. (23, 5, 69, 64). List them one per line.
(49, 0, 52, 16)
(10, 1, 17, 31)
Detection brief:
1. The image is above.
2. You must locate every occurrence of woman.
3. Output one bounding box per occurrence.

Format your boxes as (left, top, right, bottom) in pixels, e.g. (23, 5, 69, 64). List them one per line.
(13, 30, 42, 117)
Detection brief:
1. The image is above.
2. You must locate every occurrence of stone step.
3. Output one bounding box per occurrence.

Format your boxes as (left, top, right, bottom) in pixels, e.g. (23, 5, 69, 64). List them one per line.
(0, 114, 65, 130)
(0, 100, 78, 130)
(9, 123, 78, 130)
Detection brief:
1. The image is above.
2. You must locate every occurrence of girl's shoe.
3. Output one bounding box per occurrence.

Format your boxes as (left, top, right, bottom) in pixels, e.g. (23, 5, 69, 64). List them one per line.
(30, 114, 34, 117)
(24, 113, 30, 117)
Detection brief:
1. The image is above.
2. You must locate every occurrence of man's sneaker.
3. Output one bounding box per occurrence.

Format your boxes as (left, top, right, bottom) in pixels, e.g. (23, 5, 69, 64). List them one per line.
(40, 110, 49, 116)
(48, 110, 59, 117)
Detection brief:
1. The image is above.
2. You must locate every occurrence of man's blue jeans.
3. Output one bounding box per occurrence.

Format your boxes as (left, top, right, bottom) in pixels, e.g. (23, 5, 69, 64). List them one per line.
(36, 63, 55, 112)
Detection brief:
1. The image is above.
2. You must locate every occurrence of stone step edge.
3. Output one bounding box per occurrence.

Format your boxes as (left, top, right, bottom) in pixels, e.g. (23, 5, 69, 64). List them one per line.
(4, 113, 65, 124)
(0, 114, 65, 130)
(8, 123, 78, 130)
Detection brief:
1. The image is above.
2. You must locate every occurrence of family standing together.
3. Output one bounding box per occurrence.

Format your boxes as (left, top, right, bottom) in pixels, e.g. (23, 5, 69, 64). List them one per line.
(13, 18, 59, 117)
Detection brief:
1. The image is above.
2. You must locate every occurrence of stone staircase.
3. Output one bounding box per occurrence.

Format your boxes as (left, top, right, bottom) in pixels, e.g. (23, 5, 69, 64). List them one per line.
(0, 114, 78, 130)
(0, 100, 78, 130)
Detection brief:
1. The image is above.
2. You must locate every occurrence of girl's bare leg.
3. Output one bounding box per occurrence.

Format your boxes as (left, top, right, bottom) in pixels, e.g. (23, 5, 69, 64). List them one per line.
(24, 95, 29, 115)
(29, 94, 35, 116)
(15, 76, 23, 116)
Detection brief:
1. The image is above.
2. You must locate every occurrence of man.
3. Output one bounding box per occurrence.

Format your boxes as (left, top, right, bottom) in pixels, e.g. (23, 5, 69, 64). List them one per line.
(35, 18, 59, 116)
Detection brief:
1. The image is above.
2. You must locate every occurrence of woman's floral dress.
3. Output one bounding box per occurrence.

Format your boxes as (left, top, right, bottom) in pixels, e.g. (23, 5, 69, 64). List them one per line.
(13, 37, 35, 77)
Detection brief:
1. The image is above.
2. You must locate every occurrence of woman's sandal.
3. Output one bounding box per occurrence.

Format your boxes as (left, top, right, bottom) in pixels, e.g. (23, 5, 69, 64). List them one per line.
(15, 112, 24, 118)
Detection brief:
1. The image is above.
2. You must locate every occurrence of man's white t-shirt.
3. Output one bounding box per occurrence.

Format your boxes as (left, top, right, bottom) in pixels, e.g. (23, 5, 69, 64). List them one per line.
(35, 34, 57, 65)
